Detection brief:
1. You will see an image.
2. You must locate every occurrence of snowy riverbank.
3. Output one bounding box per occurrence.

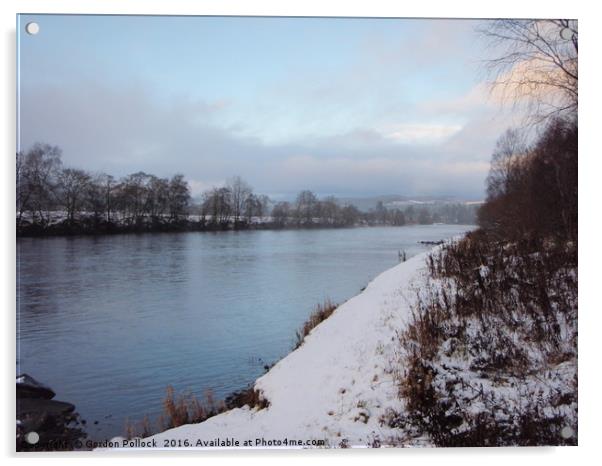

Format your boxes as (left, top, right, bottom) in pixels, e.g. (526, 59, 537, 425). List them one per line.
(105, 249, 435, 450)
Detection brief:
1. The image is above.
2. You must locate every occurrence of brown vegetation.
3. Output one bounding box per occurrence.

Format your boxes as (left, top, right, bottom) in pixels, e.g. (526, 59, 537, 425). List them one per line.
(395, 112, 578, 446)
(294, 299, 339, 349)
(125, 384, 269, 438)
(396, 232, 577, 446)
(478, 118, 577, 242)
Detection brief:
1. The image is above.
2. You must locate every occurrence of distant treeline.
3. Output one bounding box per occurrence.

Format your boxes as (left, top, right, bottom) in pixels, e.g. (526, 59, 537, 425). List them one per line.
(16, 143, 476, 237)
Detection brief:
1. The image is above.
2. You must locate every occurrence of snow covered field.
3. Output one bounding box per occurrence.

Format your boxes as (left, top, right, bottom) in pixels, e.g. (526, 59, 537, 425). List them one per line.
(104, 249, 433, 450)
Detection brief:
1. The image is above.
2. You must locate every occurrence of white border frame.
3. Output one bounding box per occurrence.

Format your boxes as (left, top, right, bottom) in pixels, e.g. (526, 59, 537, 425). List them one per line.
(3, 1, 597, 465)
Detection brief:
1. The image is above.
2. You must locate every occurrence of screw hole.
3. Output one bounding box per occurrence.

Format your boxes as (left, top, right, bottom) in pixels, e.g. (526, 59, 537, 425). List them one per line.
(25, 431, 40, 444)
(25, 22, 39, 35)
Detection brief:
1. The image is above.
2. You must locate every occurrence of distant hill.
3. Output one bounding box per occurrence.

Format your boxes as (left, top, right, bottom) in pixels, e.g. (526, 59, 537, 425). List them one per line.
(336, 195, 483, 212)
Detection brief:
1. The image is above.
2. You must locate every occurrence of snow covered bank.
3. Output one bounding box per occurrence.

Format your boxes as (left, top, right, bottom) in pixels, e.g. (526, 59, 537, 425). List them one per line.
(106, 249, 434, 450)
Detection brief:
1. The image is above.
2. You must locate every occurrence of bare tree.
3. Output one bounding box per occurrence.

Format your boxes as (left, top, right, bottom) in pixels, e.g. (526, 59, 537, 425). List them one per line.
(243, 193, 262, 222)
(389, 209, 406, 226)
(85, 174, 108, 225)
(18, 143, 62, 225)
(227, 176, 252, 223)
(168, 174, 191, 220)
(120, 172, 153, 224)
(480, 19, 577, 122)
(295, 190, 318, 225)
(202, 187, 232, 225)
(320, 196, 339, 225)
(16, 151, 26, 228)
(57, 168, 91, 224)
(271, 201, 291, 226)
(417, 207, 432, 225)
(375, 201, 387, 225)
(258, 195, 271, 218)
(147, 175, 170, 219)
(340, 204, 360, 227)
(485, 128, 527, 200)
(98, 174, 117, 223)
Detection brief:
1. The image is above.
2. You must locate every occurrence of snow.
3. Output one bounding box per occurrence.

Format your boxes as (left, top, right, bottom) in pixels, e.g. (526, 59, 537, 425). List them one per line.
(102, 249, 433, 450)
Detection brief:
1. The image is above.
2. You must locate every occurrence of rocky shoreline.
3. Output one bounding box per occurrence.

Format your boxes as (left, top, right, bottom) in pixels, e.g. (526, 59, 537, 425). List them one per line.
(16, 374, 86, 451)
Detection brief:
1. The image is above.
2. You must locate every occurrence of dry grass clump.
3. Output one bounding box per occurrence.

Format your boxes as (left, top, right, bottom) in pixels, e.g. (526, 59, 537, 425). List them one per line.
(125, 384, 269, 438)
(294, 298, 338, 349)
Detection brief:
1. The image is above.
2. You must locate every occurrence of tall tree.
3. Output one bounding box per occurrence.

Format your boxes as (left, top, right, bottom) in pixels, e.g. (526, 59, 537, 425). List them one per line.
(17, 143, 62, 225)
(271, 201, 291, 226)
(168, 174, 191, 220)
(485, 128, 527, 200)
(121, 172, 152, 223)
(202, 187, 232, 225)
(295, 190, 318, 225)
(227, 176, 252, 223)
(57, 168, 91, 224)
(98, 174, 117, 223)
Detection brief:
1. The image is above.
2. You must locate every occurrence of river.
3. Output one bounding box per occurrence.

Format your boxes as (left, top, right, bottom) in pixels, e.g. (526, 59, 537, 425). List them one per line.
(17, 224, 472, 439)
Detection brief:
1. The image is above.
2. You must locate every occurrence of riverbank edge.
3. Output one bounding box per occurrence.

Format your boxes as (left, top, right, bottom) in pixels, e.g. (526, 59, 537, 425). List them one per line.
(16, 219, 459, 238)
(16, 219, 346, 238)
(99, 245, 440, 450)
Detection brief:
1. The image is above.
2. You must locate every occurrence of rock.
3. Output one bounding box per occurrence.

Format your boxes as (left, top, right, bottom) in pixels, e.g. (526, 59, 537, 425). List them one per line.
(16, 375, 86, 451)
(17, 374, 56, 400)
(17, 398, 75, 418)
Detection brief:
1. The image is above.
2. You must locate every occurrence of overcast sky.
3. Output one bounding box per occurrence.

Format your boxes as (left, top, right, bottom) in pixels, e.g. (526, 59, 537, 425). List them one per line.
(18, 15, 520, 200)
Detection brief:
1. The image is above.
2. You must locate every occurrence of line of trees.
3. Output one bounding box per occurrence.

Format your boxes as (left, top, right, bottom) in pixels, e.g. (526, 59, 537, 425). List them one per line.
(369, 201, 477, 226)
(268, 198, 476, 228)
(478, 117, 577, 242)
(199, 176, 271, 226)
(199, 186, 395, 228)
(16, 143, 477, 236)
(264, 191, 363, 228)
(17, 143, 191, 234)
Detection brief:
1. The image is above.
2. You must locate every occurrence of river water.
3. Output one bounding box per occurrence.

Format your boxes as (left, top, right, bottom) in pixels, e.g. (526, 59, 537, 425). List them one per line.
(17, 225, 472, 439)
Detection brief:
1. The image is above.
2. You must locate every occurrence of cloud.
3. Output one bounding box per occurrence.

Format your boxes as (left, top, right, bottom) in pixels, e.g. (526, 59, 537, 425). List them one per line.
(19, 79, 498, 200)
(383, 123, 464, 144)
(19, 18, 521, 201)
(275, 154, 489, 198)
